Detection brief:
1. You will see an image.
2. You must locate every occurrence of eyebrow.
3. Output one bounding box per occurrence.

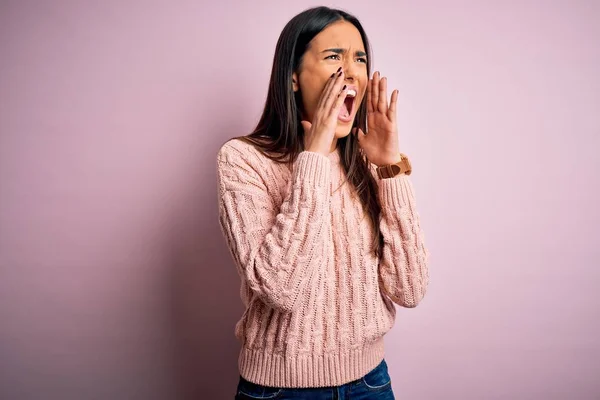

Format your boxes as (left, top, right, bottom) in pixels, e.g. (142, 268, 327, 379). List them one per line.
(321, 48, 367, 57)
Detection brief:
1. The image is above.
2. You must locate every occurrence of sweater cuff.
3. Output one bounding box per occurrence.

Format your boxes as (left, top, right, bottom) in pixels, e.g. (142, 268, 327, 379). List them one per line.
(293, 151, 331, 188)
(378, 174, 416, 213)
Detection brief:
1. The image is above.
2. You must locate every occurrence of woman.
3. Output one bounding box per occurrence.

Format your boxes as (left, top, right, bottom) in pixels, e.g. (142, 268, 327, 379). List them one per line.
(217, 6, 429, 399)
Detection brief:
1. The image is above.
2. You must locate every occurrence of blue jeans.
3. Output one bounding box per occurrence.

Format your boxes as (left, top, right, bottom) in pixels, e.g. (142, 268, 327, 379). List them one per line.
(235, 359, 395, 399)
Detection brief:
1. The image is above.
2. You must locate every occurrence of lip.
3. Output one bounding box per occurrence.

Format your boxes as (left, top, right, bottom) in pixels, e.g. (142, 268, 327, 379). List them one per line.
(338, 84, 359, 123)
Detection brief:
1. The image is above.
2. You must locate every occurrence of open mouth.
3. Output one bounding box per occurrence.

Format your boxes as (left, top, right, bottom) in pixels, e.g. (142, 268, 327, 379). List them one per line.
(340, 88, 357, 119)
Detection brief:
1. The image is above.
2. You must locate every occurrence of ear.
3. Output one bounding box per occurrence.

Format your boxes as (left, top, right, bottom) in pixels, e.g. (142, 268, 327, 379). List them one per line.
(292, 71, 299, 92)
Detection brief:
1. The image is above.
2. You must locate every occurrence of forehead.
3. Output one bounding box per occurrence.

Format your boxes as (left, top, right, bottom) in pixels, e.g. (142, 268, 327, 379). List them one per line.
(309, 20, 365, 51)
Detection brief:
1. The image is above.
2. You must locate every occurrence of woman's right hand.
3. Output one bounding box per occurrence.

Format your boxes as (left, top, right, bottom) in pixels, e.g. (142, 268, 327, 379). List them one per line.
(300, 68, 349, 156)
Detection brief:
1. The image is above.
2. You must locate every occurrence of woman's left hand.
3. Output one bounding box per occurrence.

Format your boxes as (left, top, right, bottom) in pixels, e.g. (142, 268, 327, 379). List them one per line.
(353, 71, 402, 167)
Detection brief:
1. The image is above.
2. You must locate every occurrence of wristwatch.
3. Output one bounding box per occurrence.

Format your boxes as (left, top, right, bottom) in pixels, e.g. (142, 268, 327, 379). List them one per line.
(376, 153, 412, 179)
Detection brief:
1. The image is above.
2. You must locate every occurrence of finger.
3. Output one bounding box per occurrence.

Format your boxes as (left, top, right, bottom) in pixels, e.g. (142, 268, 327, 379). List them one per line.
(353, 127, 367, 142)
(371, 71, 380, 112)
(300, 120, 312, 134)
(378, 76, 388, 114)
(316, 69, 340, 110)
(328, 84, 349, 117)
(366, 78, 374, 113)
(323, 69, 346, 112)
(388, 89, 398, 124)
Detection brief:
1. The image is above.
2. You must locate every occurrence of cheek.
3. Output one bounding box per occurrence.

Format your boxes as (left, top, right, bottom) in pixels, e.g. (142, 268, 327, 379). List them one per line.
(357, 92, 367, 109)
(300, 79, 326, 109)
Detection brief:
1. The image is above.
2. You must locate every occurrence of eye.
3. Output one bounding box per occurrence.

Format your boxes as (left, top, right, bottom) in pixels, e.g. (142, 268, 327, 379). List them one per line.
(325, 54, 368, 64)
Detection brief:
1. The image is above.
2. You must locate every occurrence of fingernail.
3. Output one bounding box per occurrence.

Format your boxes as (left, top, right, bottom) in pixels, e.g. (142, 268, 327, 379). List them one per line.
(337, 67, 342, 72)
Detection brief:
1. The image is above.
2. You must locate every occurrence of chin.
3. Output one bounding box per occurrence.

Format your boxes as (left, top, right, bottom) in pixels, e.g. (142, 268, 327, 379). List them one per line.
(335, 122, 354, 139)
(334, 129, 352, 139)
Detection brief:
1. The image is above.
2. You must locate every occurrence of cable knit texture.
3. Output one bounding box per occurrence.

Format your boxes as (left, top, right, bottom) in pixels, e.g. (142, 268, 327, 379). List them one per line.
(216, 138, 429, 388)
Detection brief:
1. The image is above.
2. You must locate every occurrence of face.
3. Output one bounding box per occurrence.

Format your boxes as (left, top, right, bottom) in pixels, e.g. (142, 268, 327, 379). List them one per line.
(292, 20, 368, 139)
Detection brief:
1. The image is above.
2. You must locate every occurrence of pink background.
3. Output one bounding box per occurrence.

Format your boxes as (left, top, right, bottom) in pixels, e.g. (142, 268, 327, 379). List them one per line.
(1, 1, 598, 399)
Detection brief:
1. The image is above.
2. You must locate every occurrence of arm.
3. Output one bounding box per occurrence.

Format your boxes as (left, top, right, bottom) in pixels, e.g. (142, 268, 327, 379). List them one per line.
(374, 169, 430, 308)
(217, 141, 331, 313)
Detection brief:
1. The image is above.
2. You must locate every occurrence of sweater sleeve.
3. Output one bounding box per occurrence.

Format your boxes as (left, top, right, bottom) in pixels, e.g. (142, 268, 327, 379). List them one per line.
(217, 141, 331, 313)
(373, 167, 430, 308)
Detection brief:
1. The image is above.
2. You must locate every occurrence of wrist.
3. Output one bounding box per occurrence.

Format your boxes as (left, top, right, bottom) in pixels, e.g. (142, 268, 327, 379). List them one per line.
(375, 152, 403, 167)
(376, 152, 412, 178)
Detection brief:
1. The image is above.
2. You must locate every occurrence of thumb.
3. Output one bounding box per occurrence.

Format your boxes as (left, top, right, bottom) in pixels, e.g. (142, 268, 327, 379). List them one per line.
(353, 127, 366, 141)
(300, 120, 312, 134)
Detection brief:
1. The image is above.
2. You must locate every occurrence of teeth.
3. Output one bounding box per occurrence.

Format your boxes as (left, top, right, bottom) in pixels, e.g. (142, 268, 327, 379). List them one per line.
(347, 89, 357, 97)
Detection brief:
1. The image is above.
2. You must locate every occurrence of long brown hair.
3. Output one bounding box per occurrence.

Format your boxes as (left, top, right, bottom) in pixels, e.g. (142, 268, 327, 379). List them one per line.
(236, 6, 383, 257)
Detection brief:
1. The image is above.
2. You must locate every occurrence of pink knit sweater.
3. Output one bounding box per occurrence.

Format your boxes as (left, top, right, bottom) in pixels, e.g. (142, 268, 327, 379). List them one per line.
(216, 138, 429, 388)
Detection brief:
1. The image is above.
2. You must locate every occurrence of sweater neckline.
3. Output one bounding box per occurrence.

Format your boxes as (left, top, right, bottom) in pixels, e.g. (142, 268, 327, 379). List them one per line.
(327, 149, 341, 164)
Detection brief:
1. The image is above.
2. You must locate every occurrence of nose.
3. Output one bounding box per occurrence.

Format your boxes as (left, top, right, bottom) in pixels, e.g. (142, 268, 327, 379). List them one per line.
(342, 59, 357, 82)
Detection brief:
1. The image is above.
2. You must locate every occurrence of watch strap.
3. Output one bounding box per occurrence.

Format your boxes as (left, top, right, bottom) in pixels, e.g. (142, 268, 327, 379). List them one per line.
(376, 153, 412, 179)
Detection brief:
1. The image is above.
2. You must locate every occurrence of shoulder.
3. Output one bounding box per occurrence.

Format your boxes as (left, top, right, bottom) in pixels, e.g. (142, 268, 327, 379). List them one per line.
(216, 137, 290, 187)
(217, 138, 270, 172)
(217, 137, 259, 163)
